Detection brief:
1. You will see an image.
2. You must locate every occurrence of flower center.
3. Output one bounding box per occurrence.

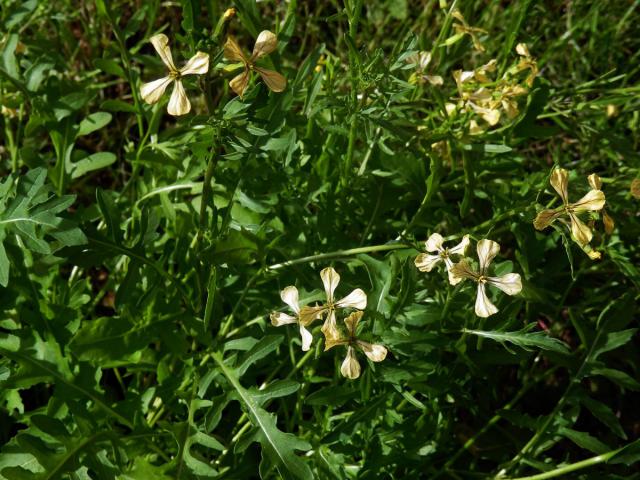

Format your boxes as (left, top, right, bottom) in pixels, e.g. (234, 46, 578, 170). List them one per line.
(478, 275, 488, 284)
(439, 249, 450, 260)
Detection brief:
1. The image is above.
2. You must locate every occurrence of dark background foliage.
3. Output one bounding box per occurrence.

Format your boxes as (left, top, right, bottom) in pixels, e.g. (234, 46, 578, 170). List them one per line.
(0, 0, 639, 478)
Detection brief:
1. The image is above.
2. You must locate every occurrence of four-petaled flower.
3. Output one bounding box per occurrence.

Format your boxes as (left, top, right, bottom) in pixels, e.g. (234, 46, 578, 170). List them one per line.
(406, 51, 443, 86)
(587, 173, 614, 235)
(450, 239, 522, 318)
(270, 286, 313, 351)
(298, 267, 367, 342)
(533, 168, 606, 246)
(415, 233, 470, 285)
(140, 34, 209, 116)
(324, 311, 387, 380)
(224, 30, 286, 98)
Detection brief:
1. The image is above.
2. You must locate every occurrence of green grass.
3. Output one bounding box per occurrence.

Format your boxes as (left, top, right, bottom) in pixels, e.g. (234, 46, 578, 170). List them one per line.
(0, 0, 639, 478)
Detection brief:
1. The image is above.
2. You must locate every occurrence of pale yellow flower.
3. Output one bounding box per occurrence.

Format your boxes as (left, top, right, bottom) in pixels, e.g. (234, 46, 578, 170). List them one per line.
(298, 267, 367, 342)
(450, 239, 522, 318)
(514, 43, 538, 87)
(406, 51, 443, 86)
(224, 30, 286, 98)
(451, 9, 486, 52)
(270, 286, 313, 351)
(415, 233, 470, 285)
(587, 173, 614, 235)
(140, 34, 209, 116)
(533, 168, 606, 246)
(324, 311, 387, 380)
(631, 178, 640, 199)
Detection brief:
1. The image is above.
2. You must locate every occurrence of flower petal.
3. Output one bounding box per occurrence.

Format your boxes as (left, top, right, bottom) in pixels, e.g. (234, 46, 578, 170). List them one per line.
(475, 283, 498, 318)
(533, 208, 563, 230)
(570, 189, 605, 213)
(425, 233, 444, 252)
(414, 253, 441, 272)
(449, 234, 470, 256)
(224, 36, 248, 63)
(343, 311, 363, 337)
(324, 330, 348, 351)
(299, 325, 313, 351)
(321, 310, 342, 345)
(587, 173, 602, 190)
(280, 286, 299, 314)
(447, 266, 463, 286)
(180, 51, 209, 76)
(477, 239, 500, 273)
(603, 211, 615, 235)
(486, 273, 522, 295)
(424, 75, 443, 86)
(255, 67, 287, 92)
(358, 341, 387, 362)
(550, 168, 569, 204)
(140, 76, 173, 104)
(270, 311, 297, 326)
(449, 259, 478, 283)
(150, 33, 176, 71)
(298, 305, 325, 326)
(336, 288, 367, 310)
(340, 346, 361, 379)
(320, 267, 340, 303)
(569, 213, 593, 246)
(229, 69, 250, 98)
(251, 30, 278, 61)
(167, 80, 190, 116)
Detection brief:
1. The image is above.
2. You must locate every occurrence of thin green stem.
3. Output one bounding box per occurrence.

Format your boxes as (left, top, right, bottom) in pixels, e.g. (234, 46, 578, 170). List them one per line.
(267, 243, 412, 271)
(504, 446, 626, 480)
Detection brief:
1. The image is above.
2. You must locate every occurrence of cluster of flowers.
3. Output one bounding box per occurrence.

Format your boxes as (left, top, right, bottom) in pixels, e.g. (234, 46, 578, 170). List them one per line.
(534, 168, 611, 259)
(270, 268, 387, 379)
(406, 10, 538, 134)
(415, 234, 523, 318)
(140, 25, 286, 116)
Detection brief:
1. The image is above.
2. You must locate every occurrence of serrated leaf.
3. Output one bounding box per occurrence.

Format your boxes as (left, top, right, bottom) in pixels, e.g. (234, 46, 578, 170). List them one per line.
(212, 352, 312, 480)
(462, 324, 570, 354)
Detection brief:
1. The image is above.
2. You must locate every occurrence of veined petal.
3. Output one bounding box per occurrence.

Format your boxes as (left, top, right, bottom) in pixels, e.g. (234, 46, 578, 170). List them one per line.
(140, 76, 173, 104)
(569, 213, 593, 246)
(229, 69, 250, 98)
(587, 173, 602, 190)
(150, 33, 177, 71)
(224, 37, 248, 63)
(550, 168, 569, 204)
(358, 341, 388, 362)
(570, 189, 605, 213)
(343, 311, 363, 337)
(425, 233, 444, 252)
(280, 286, 299, 314)
(321, 310, 341, 343)
(477, 239, 500, 273)
(167, 80, 190, 116)
(533, 208, 563, 230)
(414, 253, 441, 272)
(270, 311, 297, 327)
(340, 346, 361, 379)
(251, 30, 278, 61)
(449, 234, 470, 256)
(603, 211, 615, 235)
(447, 267, 463, 286)
(324, 331, 348, 351)
(449, 260, 478, 283)
(486, 273, 522, 295)
(298, 305, 325, 326)
(320, 267, 340, 303)
(336, 288, 367, 310)
(299, 325, 313, 351)
(255, 67, 287, 92)
(475, 283, 498, 318)
(180, 51, 209, 76)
